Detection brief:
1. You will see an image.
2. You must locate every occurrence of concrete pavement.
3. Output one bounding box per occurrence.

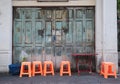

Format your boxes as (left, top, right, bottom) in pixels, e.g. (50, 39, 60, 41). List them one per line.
(0, 72, 120, 84)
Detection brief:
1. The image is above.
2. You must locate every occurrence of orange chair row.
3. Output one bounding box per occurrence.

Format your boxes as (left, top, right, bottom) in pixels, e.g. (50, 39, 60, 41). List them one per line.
(19, 61, 71, 77)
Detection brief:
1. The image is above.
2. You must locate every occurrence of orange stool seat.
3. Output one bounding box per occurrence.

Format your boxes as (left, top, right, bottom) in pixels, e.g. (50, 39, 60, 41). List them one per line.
(32, 61, 43, 76)
(20, 62, 31, 77)
(60, 61, 71, 76)
(43, 61, 54, 76)
(100, 62, 117, 78)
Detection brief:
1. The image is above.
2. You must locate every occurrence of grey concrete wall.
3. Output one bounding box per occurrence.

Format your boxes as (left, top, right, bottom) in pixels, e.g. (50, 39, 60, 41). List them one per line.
(0, 0, 12, 72)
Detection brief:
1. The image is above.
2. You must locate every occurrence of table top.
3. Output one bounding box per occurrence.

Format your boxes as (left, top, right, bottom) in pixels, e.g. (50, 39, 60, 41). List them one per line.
(71, 53, 97, 56)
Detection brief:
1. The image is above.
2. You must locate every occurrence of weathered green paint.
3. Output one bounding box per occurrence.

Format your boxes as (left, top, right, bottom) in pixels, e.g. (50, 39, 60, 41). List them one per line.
(13, 7, 95, 69)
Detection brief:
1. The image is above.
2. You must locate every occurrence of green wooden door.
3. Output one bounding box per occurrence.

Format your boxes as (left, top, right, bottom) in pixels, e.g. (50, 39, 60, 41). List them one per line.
(72, 7, 95, 53)
(13, 8, 44, 63)
(13, 7, 95, 69)
(41, 9, 68, 69)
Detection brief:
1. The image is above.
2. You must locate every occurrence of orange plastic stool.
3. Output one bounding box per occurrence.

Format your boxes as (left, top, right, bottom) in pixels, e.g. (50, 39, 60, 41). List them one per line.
(43, 61, 54, 76)
(32, 61, 43, 76)
(20, 62, 31, 77)
(100, 62, 117, 78)
(60, 61, 71, 76)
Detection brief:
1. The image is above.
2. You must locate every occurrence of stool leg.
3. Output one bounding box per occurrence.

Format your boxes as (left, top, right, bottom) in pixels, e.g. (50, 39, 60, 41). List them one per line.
(20, 65, 23, 77)
(52, 64, 54, 75)
(39, 64, 42, 75)
(28, 64, 31, 77)
(114, 71, 117, 78)
(68, 64, 71, 76)
(104, 64, 108, 79)
(40, 64, 43, 75)
(60, 64, 63, 76)
(44, 64, 46, 76)
(32, 64, 35, 76)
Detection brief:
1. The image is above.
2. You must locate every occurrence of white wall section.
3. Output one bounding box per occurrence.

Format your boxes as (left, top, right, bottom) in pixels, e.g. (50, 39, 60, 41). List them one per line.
(95, 0, 118, 72)
(12, 0, 95, 6)
(0, 0, 12, 72)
